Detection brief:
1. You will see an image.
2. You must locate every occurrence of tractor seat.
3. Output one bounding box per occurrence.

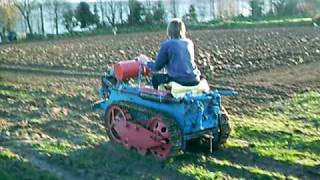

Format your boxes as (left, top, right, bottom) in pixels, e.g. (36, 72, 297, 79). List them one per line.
(170, 79, 210, 98)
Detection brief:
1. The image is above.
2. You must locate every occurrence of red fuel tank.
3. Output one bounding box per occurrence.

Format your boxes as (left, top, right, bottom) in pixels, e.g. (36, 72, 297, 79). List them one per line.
(114, 60, 150, 81)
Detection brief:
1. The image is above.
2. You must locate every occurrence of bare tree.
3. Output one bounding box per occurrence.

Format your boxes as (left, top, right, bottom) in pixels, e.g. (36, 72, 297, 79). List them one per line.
(216, 0, 238, 19)
(170, 0, 178, 18)
(53, 0, 60, 35)
(210, 0, 216, 19)
(269, 0, 274, 15)
(272, 0, 301, 16)
(49, 0, 62, 35)
(99, 0, 119, 27)
(250, 0, 264, 17)
(230, 0, 239, 17)
(302, 0, 320, 16)
(13, 0, 38, 35)
(0, 4, 19, 32)
(39, 3, 44, 34)
(271, 0, 286, 15)
(117, 0, 126, 24)
(45, 0, 70, 35)
(62, 3, 78, 33)
(104, 0, 117, 27)
(198, 3, 207, 21)
(145, 0, 153, 24)
(98, 0, 106, 26)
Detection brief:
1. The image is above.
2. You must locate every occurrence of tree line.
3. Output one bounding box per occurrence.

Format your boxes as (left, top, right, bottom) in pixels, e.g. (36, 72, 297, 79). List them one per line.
(249, 0, 320, 18)
(0, 0, 169, 37)
(0, 0, 319, 39)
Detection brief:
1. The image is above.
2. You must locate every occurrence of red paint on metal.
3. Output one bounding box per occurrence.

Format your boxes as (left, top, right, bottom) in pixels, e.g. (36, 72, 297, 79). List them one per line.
(114, 60, 150, 81)
(106, 105, 131, 143)
(108, 105, 172, 160)
(113, 118, 166, 153)
(147, 117, 171, 160)
(140, 87, 171, 97)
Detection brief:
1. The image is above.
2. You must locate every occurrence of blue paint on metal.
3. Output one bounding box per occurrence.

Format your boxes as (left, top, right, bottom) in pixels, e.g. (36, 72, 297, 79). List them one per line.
(93, 82, 237, 148)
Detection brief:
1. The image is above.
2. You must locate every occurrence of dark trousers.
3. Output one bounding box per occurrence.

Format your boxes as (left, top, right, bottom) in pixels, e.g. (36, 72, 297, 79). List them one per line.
(151, 74, 172, 90)
(151, 73, 200, 90)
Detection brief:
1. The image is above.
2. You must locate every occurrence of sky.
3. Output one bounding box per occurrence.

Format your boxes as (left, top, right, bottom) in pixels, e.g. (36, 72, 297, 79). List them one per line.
(69, 0, 94, 1)
(68, 0, 155, 2)
(68, 0, 171, 2)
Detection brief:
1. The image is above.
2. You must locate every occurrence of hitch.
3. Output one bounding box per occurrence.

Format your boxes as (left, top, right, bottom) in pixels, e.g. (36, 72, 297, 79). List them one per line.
(92, 100, 106, 111)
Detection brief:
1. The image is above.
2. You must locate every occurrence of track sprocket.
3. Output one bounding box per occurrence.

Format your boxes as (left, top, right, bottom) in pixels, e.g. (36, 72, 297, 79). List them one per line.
(106, 102, 182, 160)
(105, 105, 132, 143)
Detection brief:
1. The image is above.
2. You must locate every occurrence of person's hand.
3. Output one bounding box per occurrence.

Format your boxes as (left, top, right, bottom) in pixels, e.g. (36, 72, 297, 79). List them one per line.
(136, 54, 150, 65)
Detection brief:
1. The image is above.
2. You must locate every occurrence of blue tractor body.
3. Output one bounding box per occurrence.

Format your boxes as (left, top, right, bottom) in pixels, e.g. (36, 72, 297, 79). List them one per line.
(93, 60, 237, 159)
(94, 82, 237, 151)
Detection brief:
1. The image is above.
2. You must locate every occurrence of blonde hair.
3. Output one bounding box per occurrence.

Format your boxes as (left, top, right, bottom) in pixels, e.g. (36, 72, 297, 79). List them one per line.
(167, 18, 186, 39)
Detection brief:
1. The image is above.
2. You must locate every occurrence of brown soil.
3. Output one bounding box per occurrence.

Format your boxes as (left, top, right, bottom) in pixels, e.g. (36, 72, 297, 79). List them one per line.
(1, 26, 319, 114)
(0, 26, 319, 179)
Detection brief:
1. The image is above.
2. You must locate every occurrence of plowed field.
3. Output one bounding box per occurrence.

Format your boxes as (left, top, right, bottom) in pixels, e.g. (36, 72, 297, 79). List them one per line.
(1, 27, 319, 179)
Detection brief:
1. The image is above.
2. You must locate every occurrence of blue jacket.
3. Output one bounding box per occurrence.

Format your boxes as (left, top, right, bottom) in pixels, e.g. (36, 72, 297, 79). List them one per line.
(147, 38, 201, 84)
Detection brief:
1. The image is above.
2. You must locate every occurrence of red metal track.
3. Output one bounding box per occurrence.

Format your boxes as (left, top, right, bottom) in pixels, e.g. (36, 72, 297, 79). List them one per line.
(107, 105, 171, 160)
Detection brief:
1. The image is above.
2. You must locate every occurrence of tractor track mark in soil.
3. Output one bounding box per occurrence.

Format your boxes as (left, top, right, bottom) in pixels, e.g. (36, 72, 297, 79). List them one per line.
(234, 61, 320, 86)
(1, 27, 319, 77)
(213, 61, 320, 114)
(1, 144, 83, 180)
(234, 61, 320, 100)
(0, 64, 100, 78)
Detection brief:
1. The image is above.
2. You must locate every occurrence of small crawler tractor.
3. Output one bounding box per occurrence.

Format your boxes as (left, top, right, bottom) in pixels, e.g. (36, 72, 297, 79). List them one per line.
(93, 60, 237, 160)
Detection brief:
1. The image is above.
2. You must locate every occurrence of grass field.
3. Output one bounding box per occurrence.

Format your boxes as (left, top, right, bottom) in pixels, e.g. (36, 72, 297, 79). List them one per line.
(0, 147, 58, 180)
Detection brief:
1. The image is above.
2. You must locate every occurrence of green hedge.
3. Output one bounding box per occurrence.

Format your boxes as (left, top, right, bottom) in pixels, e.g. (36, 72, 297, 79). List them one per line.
(203, 17, 313, 29)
